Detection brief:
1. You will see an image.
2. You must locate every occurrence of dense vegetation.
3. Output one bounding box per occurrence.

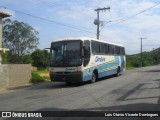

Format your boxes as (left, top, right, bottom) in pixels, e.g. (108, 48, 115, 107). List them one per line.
(31, 49, 50, 69)
(31, 70, 50, 83)
(2, 19, 50, 70)
(126, 47, 160, 68)
(2, 19, 39, 64)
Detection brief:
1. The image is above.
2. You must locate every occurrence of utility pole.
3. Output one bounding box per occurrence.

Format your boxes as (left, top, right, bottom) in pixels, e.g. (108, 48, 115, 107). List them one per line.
(94, 7, 110, 39)
(140, 38, 146, 67)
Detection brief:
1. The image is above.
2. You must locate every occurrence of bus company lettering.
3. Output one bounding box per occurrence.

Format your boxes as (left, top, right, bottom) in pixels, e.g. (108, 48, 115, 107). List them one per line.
(95, 56, 106, 62)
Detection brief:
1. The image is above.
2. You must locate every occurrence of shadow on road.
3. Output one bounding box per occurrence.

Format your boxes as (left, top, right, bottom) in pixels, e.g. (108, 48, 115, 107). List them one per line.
(144, 70, 160, 72)
(7, 74, 119, 91)
(83, 103, 160, 111)
(153, 79, 160, 82)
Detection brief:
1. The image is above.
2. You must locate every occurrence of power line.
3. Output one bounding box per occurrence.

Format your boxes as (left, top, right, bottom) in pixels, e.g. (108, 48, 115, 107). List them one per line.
(0, 6, 97, 35)
(99, 20, 111, 32)
(38, 0, 58, 7)
(94, 7, 110, 39)
(143, 44, 160, 46)
(0, 5, 116, 41)
(103, 2, 160, 28)
(38, 0, 95, 30)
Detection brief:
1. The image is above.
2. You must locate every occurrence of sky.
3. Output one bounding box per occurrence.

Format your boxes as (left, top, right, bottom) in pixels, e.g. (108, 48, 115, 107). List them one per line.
(0, 0, 160, 55)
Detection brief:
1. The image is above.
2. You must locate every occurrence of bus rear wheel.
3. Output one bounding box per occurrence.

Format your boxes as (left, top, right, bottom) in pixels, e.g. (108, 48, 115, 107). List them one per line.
(91, 72, 97, 83)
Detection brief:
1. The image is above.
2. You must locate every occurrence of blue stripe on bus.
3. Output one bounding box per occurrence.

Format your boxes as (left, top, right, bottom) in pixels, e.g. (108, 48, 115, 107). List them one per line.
(83, 68, 117, 81)
(83, 56, 121, 81)
(84, 75, 92, 81)
(98, 68, 117, 78)
(120, 56, 125, 72)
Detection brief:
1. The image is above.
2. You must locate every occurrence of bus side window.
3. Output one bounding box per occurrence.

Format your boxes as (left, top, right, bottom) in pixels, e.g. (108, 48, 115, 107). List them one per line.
(100, 43, 105, 54)
(118, 47, 120, 55)
(91, 41, 96, 54)
(95, 42, 100, 54)
(83, 46, 90, 67)
(120, 47, 123, 55)
(109, 44, 112, 54)
(123, 47, 125, 55)
(112, 46, 115, 55)
(116, 46, 119, 55)
(104, 44, 108, 54)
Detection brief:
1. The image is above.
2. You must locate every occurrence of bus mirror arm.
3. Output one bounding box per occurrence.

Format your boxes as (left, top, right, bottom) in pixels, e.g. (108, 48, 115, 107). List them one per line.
(44, 48, 51, 50)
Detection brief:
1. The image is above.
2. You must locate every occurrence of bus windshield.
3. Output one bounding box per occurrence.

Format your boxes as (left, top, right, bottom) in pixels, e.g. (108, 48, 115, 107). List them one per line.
(51, 40, 82, 67)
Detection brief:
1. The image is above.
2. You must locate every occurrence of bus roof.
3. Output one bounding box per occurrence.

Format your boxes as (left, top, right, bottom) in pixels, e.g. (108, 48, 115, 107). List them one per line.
(52, 37, 124, 47)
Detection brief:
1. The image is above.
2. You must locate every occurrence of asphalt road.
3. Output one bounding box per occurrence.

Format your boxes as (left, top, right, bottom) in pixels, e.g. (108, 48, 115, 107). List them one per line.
(0, 65, 160, 120)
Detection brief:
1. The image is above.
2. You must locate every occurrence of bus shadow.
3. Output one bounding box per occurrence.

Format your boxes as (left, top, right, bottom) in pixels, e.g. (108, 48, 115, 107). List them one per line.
(8, 74, 121, 91)
(97, 74, 120, 82)
(22, 82, 69, 90)
(25, 81, 90, 90)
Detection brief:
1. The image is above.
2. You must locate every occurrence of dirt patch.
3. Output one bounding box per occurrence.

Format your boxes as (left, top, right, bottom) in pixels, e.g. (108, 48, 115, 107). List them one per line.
(39, 73, 49, 77)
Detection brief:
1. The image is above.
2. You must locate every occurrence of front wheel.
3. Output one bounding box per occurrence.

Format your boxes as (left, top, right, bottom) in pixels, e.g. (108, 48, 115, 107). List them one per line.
(91, 72, 97, 83)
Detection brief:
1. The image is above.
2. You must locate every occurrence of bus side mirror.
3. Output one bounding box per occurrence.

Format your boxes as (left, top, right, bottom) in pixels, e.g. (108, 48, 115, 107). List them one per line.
(44, 48, 51, 50)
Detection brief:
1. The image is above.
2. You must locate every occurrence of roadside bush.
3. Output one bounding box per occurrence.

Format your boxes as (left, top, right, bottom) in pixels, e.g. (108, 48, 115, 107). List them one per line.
(31, 72, 45, 83)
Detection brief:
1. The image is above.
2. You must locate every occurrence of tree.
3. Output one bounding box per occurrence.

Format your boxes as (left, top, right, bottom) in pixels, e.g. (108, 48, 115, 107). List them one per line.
(2, 52, 9, 64)
(2, 19, 39, 63)
(31, 49, 50, 69)
(22, 55, 33, 64)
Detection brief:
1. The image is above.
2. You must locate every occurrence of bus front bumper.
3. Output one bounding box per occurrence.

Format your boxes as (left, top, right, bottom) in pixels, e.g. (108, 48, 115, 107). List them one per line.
(50, 71, 83, 83)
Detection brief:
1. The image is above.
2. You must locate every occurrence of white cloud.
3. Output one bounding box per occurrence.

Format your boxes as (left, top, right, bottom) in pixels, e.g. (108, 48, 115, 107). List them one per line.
(16, 0, 160, 54)
(96, 0, 160, 54)
(1, 0, 159, 54)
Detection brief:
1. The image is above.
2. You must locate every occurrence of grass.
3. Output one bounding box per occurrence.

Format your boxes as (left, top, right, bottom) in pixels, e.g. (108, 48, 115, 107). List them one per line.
(31, 69, 50, 83)
(31, 72, 45, 83)
(32, 69, 49, 74)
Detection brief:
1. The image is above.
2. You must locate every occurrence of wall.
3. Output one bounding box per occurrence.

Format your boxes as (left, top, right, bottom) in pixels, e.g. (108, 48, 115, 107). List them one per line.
(0, 16, 2, 64)
(0, 64, 31, 90)
(0, 16, 2, 48)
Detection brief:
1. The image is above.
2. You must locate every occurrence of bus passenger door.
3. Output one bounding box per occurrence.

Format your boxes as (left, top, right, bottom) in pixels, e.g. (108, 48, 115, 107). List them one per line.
(83, 46, 90, 67)
(83, 40, 91, 67)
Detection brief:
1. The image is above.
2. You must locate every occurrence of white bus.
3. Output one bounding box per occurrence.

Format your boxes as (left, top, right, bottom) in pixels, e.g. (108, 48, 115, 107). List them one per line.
(49, 37, 126, 84)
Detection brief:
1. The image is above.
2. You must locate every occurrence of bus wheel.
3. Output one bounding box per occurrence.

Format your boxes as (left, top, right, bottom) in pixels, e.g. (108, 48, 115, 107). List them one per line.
(116, 67, 120, 76)
(91, 72, 96, 83)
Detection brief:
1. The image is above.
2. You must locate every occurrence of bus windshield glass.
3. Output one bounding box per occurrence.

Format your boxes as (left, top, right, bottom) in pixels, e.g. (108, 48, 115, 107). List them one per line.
(51, 40, 82, 67)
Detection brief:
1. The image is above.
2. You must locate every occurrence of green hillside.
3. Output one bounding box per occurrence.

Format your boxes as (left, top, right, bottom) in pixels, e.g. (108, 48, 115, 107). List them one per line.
(126, 47, 160, 68)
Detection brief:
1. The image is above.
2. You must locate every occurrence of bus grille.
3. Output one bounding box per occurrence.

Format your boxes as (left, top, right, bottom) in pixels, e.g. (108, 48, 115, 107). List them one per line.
(56, 72, 71, 75)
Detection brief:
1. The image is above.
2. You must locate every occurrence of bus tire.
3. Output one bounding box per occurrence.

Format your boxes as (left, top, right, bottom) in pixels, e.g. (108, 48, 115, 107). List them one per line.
(91, 72, 97, 83)
(116, 67, 120, 76)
